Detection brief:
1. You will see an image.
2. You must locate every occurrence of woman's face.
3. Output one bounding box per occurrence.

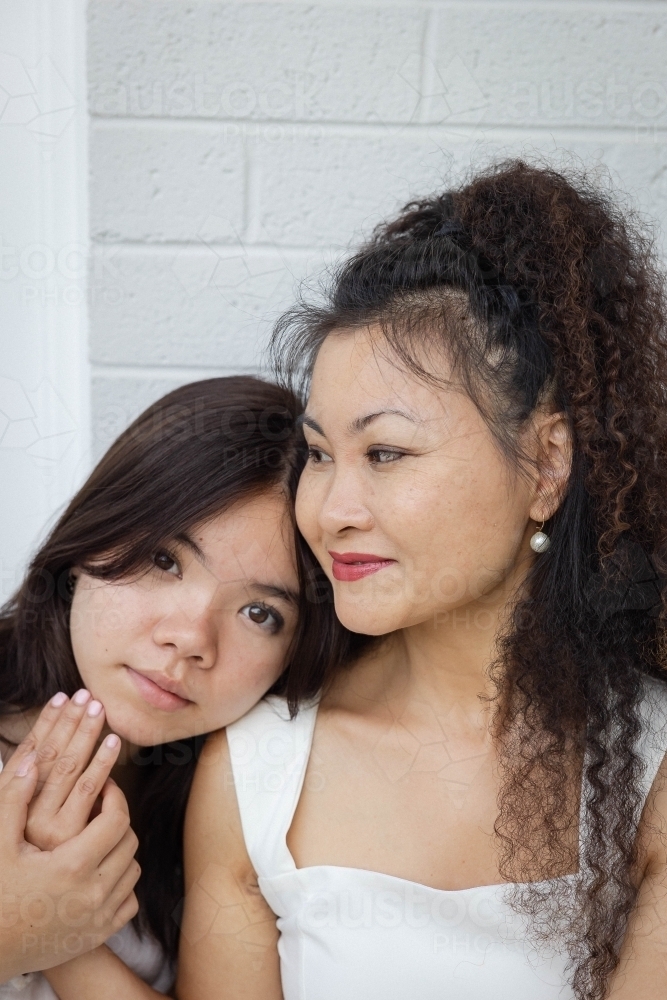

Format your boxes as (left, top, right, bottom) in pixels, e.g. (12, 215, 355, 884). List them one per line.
(296, 326, 566, 637)
(70, 491, 298, 746)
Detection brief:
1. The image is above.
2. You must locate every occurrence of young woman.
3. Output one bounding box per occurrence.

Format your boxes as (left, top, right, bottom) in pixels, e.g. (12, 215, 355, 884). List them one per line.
(178, 162, 667, 1000)
(0, 375, 359, 998)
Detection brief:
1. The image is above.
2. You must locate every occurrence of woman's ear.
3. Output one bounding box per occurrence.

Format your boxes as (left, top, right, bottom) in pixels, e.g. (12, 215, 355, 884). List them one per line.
(528, 411, 572, 523)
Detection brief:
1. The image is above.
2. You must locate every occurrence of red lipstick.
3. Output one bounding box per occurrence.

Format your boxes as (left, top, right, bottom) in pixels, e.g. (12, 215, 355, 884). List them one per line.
(328, 551, 396, 582)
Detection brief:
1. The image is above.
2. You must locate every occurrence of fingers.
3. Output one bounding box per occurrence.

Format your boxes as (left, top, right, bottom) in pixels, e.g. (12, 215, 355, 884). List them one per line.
(98, 830, 141, 928)
(83, 826, 140, 925)
(110, 891, 140, 933)
(32, 689, 99, 787)
(55, 782, 132, 871)
(98, 826, 140, 886)
(0, 753, 39, 848)
(98, 775, 130, 818)
(35, 696, 109, 815)
(99, 830, 141, 911)
(54, 734, 122, 835)
(0, 693, 70, 782)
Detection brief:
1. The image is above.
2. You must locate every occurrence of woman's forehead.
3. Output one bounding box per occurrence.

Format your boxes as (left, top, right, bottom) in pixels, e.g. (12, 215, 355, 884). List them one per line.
(307, 328, 466, 430)
(191, 494, 296, 576)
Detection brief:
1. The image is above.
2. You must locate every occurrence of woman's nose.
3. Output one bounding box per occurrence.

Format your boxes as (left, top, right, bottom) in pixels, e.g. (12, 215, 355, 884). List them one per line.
(152, 604, 218, 668)
(318, 469, 375, 536)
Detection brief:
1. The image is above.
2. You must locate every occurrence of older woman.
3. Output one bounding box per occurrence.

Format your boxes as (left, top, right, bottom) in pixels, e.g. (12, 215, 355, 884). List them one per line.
(180, 162, 667, 1000)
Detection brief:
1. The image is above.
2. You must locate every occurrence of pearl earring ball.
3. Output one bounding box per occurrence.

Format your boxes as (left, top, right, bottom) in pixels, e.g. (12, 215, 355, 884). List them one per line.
(530, 530, 551, 553)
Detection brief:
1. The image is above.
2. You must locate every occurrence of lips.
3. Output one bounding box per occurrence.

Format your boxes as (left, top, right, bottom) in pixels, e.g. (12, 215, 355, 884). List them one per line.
(328, 551, 396, 582)
(125, 666, 192, 712)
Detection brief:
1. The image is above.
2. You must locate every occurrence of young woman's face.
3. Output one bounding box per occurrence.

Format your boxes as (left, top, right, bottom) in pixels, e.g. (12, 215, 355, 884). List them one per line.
(70, 492, 298, 746)
(296, 326, 556, 637)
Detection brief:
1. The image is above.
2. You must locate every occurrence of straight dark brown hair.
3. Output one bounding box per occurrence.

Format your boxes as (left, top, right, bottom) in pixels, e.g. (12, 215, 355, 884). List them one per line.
(0, 375, 367, 962)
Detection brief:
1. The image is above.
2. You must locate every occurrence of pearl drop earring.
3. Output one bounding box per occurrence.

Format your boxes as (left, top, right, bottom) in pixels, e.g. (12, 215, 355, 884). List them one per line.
(530, 519, 551, 553)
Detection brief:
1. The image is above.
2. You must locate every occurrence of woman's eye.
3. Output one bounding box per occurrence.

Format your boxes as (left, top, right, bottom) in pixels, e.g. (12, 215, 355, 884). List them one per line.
(307, 446, 332, 464)
(368, 448, 404, 464)
(240, 603, 284, 634)
(152, 550, 180, 575)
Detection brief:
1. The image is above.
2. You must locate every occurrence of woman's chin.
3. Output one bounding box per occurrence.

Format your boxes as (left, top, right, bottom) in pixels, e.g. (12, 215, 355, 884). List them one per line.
(333, 598, 404, 637)
(104, 706, 187, 748)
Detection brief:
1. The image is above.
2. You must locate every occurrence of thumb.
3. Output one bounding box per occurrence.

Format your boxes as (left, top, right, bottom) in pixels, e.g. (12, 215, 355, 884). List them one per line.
(88, 777, 122, 821)
(0, 753, 39, 848)
(99, 777, 129, 817)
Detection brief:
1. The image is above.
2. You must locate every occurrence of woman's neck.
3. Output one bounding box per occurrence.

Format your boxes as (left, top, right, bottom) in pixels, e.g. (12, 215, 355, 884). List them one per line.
(329, 561, 528, 723)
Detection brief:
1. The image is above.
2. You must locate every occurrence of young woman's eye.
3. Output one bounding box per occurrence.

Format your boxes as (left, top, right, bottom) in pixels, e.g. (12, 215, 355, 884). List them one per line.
(368, 448, 404, 464)
(240, 603, 284, 634)
(307, 445, 333, 464)
(152, 550, 181, 576)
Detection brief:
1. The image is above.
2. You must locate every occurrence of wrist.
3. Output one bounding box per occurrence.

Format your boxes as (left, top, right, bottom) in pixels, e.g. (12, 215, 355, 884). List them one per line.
(44, 944, 108, 979)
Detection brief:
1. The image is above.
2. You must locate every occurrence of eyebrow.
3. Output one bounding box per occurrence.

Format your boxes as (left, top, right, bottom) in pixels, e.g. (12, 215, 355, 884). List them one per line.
(299, 414, 324, 435)
(252, 583, 299, 605)
(349, 409, 419, 433)
(175, 532, 208, 567)
(300, 409, 418, 438)
(173, 541, 298, 604)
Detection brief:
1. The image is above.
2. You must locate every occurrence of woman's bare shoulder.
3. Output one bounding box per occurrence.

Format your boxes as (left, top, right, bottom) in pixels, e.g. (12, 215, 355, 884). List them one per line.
(185, 727, 254, 882)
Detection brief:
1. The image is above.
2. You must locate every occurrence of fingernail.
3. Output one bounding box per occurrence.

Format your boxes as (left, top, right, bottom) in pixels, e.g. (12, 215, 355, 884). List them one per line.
(104, 734, 120, 749)
(50, 692, 68, 707)
(72, 689, 91, 706)
(87, 700, 103, 718)
(16, 752, 36, 777)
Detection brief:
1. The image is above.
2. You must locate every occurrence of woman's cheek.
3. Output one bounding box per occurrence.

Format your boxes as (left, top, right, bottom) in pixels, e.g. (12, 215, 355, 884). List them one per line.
(70, 587, 104, 671)
(295, 474, 321, 548)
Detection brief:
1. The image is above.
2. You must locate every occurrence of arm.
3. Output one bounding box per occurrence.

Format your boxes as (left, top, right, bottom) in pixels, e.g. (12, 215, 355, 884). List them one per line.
(13, 697, 171, 1000)
(608, 755, 667, 997)
(45, 945, 167, 1000)
(176, 728, 282, 1000)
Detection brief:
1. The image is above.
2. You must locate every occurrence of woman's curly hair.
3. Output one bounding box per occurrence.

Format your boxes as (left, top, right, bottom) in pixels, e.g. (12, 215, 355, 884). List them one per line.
(271, 159, 667, 999)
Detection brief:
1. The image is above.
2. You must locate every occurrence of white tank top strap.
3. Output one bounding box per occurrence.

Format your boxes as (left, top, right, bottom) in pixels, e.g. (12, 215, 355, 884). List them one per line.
(635, 675, 667, 803)
(578, 675, 667, 858)
(226, 695, 319, 879)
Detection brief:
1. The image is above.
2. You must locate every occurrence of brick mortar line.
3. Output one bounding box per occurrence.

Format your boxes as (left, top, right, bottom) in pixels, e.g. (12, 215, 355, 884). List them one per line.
(87, 0, 667, 11)
(89, 117, 667, 140)
(90, 241, 326, 255)
(92, 363, 261, 379)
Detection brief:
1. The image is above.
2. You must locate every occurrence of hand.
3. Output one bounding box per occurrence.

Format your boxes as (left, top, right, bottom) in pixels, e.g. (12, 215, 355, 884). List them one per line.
(0, 712, 140, 980)
(22, 691, 122, 851)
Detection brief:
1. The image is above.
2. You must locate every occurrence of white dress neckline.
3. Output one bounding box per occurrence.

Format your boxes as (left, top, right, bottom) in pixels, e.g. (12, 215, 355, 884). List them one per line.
(226, 678, 667, 1000)
(277, 696, 580, 896)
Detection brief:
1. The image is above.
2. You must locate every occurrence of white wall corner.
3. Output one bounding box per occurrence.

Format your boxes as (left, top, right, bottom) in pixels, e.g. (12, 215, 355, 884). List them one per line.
(0, 0, 90, 599)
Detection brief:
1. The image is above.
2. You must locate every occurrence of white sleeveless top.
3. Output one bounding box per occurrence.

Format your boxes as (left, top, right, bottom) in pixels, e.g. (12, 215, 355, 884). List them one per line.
(227, 678, 667, 1000)
(0, 754, 173, 1000)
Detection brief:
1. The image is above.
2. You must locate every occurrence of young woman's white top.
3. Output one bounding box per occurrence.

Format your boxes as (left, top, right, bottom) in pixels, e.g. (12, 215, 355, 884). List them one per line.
(0, 755, 173, 1000)
(227, 679, 667, 1000)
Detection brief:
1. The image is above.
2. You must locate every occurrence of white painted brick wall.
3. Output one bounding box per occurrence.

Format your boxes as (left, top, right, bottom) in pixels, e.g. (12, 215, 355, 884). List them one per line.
(87, 0, 667, 458)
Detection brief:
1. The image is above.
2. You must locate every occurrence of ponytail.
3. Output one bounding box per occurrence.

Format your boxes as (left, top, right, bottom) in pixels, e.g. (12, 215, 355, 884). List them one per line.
(272, 159, 667, 1000)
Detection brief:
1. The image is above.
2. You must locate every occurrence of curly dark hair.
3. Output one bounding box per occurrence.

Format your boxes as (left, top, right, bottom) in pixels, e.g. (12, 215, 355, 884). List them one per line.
(271, 159, 667, 999)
